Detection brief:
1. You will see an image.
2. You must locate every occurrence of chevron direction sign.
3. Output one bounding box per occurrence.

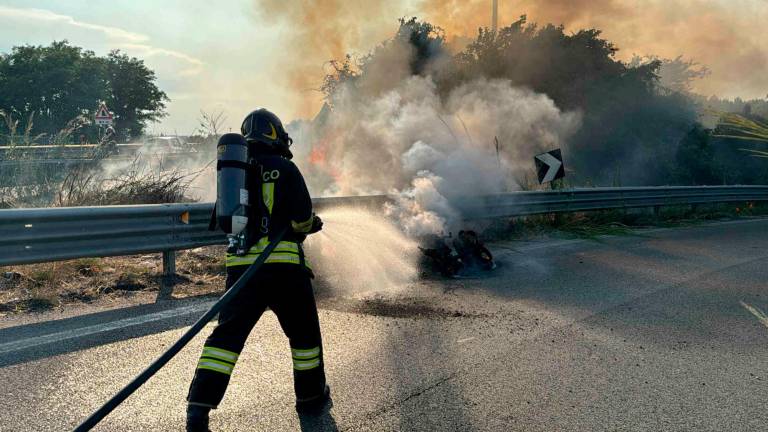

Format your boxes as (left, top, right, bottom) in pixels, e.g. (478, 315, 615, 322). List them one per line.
(535, 149, 565, 185)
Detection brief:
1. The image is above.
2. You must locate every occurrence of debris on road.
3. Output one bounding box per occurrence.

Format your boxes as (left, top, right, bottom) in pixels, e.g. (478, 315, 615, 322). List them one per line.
(419, 230, 496, 278)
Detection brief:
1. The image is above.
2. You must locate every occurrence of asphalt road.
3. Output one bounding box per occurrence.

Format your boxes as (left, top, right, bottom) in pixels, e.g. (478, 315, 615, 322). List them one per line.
(1, 219, 767, 431)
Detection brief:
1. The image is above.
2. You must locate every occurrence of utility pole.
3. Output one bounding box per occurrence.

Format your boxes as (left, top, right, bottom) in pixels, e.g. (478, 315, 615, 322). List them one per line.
(492, 0, 499, 32)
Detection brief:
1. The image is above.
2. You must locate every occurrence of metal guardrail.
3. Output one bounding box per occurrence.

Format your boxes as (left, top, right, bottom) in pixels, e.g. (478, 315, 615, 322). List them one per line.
(0, 196, 389, 267)
(457, 185, 768, 218)
(0, 203, 217, 267)
(0, 153, 200, 169)
(0, 186, 766, 268)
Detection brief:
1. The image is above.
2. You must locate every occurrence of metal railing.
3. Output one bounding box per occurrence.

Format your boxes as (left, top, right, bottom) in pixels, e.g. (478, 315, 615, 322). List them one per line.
(457, 185, 768, 218)
(0, 186, 766, 268)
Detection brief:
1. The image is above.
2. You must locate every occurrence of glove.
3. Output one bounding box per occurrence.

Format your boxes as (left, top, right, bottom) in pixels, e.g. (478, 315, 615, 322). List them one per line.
(308, 214, 323, 234)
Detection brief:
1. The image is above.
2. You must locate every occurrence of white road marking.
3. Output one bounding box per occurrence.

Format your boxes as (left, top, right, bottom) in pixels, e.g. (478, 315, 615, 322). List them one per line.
(457, 337, 476, 344)
(740, 301, 768, 329)
(0, 301, 215, 355)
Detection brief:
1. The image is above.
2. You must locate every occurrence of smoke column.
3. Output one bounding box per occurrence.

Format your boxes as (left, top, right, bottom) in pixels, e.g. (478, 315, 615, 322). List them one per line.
(288, 76, 579, 236)
(492, 0, 498, 32)
(251, 0, 420, 118)
(253, 0, 768, 113)
(421, 0, 768, 100)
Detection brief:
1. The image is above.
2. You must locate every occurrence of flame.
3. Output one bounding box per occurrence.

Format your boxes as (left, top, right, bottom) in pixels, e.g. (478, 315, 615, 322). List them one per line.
(309, 145, 327, 165)
(306, 129, 344, 186)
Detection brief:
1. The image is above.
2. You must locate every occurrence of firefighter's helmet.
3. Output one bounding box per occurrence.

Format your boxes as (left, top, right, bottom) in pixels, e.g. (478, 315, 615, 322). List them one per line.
(241, 109, 293, 159)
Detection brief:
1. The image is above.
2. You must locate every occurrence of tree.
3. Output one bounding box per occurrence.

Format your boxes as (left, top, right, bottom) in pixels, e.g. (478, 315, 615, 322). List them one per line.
(0, 41, 168, 143)
(0, 41, 105, 140)
(321, 18, 448, 105)
(628, 55, 710, 94)
(444, 17, 701, 185)
(674, 124, 722, 185)
(197, 109, 227, 143)
(103, 50, 168, 140)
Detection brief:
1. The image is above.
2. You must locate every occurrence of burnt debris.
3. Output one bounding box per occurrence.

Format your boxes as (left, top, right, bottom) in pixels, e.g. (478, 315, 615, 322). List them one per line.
(419, 230, 495, 278)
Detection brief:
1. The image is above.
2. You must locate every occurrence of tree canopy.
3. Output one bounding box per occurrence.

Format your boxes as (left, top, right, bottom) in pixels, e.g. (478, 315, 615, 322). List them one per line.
(0, 41, 168, 143)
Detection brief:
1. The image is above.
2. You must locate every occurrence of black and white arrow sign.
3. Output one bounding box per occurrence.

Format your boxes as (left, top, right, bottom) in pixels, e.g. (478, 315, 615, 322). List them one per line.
(534, 149, 565, 184)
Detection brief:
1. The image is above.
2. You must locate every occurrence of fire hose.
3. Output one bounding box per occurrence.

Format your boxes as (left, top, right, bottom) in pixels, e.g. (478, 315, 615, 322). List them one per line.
(73, 229, 287, 431)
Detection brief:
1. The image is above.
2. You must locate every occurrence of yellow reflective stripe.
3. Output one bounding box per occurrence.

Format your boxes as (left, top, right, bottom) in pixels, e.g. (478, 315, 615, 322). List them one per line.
(240, 239, 299, 254)
(248, 243, 299, 254)
(263, 183, 275, 215)
(243, 251, 300, 259)
(197, 359, 234, 375)
(280, 243, 300, 253)
(226, 253, 303, 266)
(266, 254, 302, 264)
(292, 216, 314, 233)
(226, 257, 257, 267)
(225, 238, 309, 268)
(292, 347, 320, 359)
(202, 346, 239, 363)
(293, 359, 321, 370)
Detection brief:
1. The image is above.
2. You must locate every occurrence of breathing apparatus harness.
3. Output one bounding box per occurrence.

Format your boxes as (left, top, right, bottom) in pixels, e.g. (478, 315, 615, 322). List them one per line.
(208, 108, 295, 255)
(209, 133, 273, 256)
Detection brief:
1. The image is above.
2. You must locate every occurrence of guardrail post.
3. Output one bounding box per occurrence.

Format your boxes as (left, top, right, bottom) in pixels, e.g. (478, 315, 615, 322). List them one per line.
(158, 250, 177, 302)
(162, 250, 176, 276)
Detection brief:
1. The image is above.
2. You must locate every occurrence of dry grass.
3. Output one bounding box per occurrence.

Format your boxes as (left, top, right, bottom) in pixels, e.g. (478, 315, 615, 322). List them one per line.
(0, 246, 226, 315)
(0, 151, 198, 208)
(56, 156, 196, 207)
(1, 110, 199, 208)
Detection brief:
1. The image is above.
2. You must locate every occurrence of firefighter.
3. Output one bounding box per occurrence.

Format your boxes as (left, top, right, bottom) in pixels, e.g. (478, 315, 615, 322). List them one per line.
(186, 109, 328, 431)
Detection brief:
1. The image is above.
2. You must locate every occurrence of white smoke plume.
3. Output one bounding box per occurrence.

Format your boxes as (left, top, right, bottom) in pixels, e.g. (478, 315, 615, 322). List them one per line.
(289, 77, 580, 236)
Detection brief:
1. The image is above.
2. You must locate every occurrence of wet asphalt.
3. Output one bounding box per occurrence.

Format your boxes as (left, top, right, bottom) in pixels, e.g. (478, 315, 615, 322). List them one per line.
(0, 218, 766, 431)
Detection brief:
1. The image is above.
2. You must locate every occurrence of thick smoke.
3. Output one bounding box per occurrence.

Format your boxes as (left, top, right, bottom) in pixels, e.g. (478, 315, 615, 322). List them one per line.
(422, 0, 768, 100)
(246, 0, 765, 232)
(288, 76, 579, 236)
(253, 0, 767, 112)
(252, 0, 418, 118)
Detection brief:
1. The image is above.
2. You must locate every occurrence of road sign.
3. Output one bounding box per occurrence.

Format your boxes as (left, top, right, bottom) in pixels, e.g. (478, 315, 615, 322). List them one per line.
(535, 149, 565, 184)
(95, 103, 113, 126)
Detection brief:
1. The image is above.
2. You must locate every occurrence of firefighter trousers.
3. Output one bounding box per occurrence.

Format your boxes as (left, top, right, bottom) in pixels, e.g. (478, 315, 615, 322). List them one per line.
(187, 265, 326, 408)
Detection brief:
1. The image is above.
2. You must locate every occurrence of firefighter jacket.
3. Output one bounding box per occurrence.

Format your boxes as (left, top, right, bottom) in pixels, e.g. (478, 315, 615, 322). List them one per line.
(225, 152, 315, 273)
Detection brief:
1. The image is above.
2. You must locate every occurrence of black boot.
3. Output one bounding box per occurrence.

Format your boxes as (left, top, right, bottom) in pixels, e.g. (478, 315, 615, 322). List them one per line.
(296, 385, 331, 415)
(186, 404, 211, 432)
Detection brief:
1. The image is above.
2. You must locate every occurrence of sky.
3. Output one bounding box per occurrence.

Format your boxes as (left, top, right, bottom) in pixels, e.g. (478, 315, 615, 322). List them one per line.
(1, 0, 766, 134)
(0, 0, 304, 135)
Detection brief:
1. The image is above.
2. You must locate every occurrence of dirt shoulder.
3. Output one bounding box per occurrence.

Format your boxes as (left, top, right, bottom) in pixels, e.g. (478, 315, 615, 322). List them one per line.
(0, 246, 226, 317)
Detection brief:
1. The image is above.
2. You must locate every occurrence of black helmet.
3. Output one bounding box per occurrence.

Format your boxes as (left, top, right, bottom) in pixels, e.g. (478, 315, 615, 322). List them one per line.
(241, 108, 293, 159)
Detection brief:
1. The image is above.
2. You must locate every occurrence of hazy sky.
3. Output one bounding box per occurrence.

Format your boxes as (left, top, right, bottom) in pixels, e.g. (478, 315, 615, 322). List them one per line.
(1, 1, 766, 134)
(0, 0, 298, 134)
